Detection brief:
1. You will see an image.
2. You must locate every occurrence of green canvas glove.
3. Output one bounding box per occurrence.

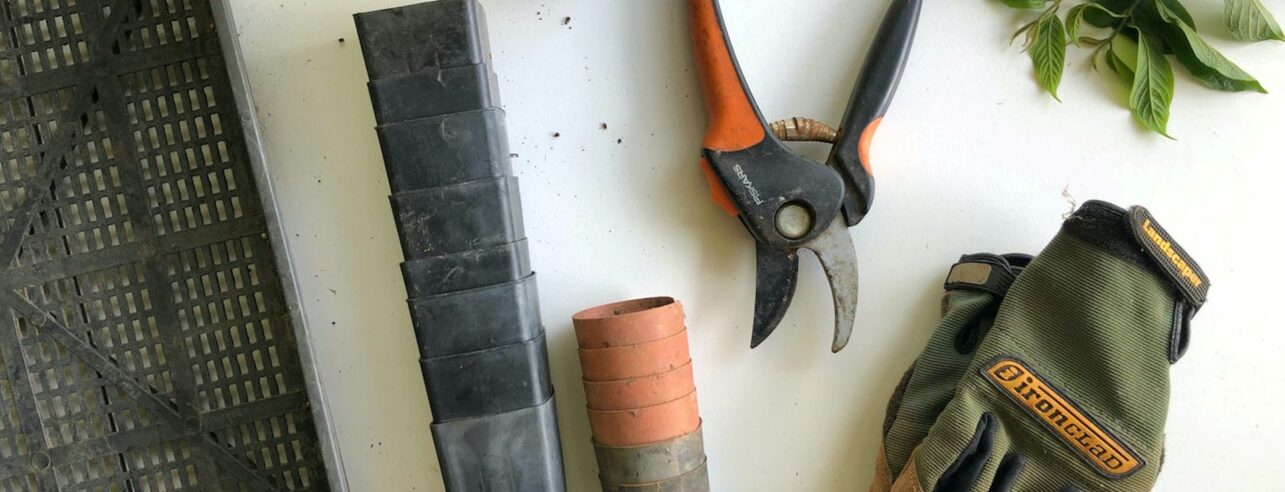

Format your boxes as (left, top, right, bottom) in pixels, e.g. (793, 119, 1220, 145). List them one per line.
(872, 253, 1031, 491)
(884, 201, 1209, 492)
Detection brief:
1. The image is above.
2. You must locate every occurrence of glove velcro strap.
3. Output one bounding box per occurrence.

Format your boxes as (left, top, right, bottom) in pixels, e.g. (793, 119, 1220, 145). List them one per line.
(1128, 206, 1209, 309)
(1062, 201, 1209, 311)
(944, 253, 1032, 298)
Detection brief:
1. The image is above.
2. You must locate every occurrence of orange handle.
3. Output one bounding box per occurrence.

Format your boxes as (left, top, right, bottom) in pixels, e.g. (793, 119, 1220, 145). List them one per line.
(688, 0, 766, 153)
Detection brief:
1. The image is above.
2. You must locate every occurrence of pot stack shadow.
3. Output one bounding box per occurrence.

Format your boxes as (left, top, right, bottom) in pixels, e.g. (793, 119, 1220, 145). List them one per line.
(354, 1, 565, 490)
(573, 298, 711, 491)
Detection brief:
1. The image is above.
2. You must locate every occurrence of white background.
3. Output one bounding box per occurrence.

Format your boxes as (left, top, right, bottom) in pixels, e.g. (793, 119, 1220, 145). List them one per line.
(228, 0, 1285, 490)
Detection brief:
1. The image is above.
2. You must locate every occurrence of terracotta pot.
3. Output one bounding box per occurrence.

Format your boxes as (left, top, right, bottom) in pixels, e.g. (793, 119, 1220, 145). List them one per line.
(579, 330, 690, 382)
(601, 459, 710, 491)
(593, 424, 706, 485)
(573, 297, 686, 349)
(588, 391, 700, 447)
(584, 360, 695, 411)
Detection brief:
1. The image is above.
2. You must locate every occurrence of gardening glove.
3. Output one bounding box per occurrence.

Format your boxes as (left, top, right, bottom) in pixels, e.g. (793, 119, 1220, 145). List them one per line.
(872, 253, 1032, 491)
(886, 200, 1209, 492)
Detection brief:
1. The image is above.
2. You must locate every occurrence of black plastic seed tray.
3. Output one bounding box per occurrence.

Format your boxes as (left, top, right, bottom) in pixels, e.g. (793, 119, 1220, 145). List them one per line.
(368, 63, 501, 124)
(377, 108, 512, 192)
(409, 274, 542, 357)
(420, 333, 552, 421)
(353, 0, 491, 80)
(0, 0, 342, 489)
(401, 238, 532, 298)
(389, 176, 526, 259)
(431, 396, 566, 491)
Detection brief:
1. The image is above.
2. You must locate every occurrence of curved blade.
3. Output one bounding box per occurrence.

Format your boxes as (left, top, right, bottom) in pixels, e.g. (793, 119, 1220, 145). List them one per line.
(751, 244, 798, 348)
(802, 216, 860, 352)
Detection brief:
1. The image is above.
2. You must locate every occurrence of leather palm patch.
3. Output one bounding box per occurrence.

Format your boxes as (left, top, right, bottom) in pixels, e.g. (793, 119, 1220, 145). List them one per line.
(983, 357, 1143, 478)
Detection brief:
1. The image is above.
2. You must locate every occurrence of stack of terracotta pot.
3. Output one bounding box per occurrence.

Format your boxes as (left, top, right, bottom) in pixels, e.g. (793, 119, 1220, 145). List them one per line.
(572, 297, 711, 491)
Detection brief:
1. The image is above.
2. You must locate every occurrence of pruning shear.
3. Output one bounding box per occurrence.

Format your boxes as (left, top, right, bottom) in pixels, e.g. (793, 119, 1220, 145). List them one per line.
(688, 0, 922, 352)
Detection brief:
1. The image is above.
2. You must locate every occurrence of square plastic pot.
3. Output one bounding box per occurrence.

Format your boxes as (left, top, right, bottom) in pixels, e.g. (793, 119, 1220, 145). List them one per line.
(409, 273, 541, 358)
(431, 395, 566, 491)
(376, 108, 512, 193)
(401, 238, 531, 299)
(389, 176, 524, 259)
(354, 0, 490, 80)
(421, 333, 552, 422)
(368, 63, 500, 124)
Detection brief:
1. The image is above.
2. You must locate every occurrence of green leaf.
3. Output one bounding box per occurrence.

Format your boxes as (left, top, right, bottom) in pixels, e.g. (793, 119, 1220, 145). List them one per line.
(1002, 0, 1049, 9)
(1109, 51, 1137, 81)
(1086, 0, 1133, 27)
(1225, 0, 1285, 41)
(1130, 35, 1175, 137)
(1012, 19, 1041, 44)
(1030, 14, 1067, 100)
(1067, 4, 1122, 46)
(1157, 2, 1268, 92)
(1113, 35, 1140, 72)
(1155, 0, 1197, 28)
(1108, 36, 1138, 83)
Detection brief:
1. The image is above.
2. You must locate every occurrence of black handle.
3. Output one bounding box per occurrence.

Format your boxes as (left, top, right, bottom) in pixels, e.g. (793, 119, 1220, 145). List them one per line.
(827, 0, 923, 227)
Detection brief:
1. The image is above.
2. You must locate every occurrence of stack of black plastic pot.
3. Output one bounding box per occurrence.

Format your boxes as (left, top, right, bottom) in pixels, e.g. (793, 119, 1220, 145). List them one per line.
(355, 1, 566, 490)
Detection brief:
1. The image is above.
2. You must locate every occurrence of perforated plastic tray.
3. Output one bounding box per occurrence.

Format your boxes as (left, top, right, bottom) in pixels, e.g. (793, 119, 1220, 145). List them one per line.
(0, 0, 343, 489)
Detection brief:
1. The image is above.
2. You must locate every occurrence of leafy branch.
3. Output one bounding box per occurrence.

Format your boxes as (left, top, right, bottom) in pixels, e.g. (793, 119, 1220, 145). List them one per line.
(1001, 0, 1283, 137)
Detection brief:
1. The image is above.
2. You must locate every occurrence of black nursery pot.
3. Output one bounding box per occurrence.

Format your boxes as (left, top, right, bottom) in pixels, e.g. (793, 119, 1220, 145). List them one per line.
(377, 108, 512, 193)
(408, 273, 542, 358)
(401, 238, 531, 298)
(430, 395, 566, 490)
(389, 176, 525, 259)
(420, 333, 552, 421)
(354, 0, 491, 80)
(367, 63, 501, 124)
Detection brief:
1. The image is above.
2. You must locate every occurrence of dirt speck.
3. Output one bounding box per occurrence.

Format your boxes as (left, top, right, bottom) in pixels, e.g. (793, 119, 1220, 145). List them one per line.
(553, 132, 561, 138)
(599, 123, 608, 130)
(616, 138, 622, 144)
(563, 16, 571, 25)
(337, 37, 345, 44)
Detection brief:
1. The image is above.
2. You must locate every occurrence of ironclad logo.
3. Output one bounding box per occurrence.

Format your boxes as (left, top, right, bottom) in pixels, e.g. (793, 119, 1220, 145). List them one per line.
(983, 357, 1143, 478)
(1141, 219, 1202, 288)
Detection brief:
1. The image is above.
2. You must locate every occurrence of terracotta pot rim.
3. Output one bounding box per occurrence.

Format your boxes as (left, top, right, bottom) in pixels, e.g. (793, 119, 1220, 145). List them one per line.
(581, 359, 693, 387)
(572, 296, 677, 323)
(578, 328, 687, 354)
(586, 389, 697, 415)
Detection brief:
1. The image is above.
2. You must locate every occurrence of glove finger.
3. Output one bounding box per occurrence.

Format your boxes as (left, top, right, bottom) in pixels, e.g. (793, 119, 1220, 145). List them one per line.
(986, 452, 1024, 492)
(881, 254, 1027, 480)
(933, 413, 998, 492)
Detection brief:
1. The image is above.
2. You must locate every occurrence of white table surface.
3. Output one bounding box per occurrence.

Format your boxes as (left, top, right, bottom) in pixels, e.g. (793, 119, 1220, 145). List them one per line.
(228, 0, 1285, 490)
